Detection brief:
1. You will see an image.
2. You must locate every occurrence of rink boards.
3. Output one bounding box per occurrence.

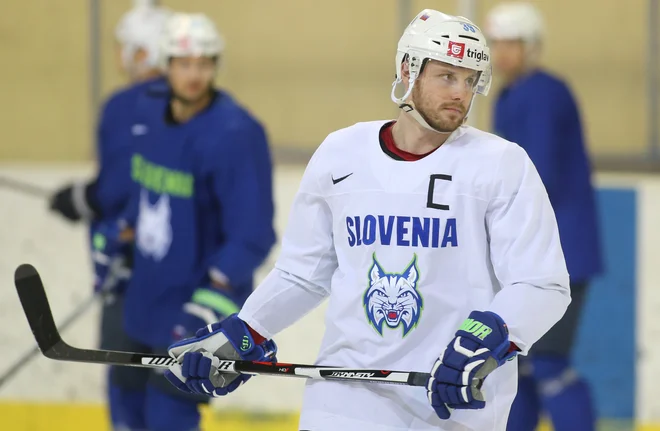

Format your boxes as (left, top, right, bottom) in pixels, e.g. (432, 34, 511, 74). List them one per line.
(0, 165, 656, 430)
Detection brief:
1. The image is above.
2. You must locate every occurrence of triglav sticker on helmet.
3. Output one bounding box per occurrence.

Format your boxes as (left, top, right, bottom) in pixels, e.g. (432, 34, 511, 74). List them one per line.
(467, 49, 489, 62)
(447, 41, 466, 59)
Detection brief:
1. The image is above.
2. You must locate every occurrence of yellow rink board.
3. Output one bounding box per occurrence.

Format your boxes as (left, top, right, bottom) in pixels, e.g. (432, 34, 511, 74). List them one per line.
(0, 402, 651, 431)
(0, 403, 298, 431)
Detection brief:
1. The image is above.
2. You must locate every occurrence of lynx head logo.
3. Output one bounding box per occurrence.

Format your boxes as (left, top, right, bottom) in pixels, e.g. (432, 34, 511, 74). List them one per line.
(136, 188, 173, 261)
(363, 253, 423, 337)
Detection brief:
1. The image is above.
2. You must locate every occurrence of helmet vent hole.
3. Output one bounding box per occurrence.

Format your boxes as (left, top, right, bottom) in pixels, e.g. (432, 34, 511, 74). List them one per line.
(459, 35, 480, 42)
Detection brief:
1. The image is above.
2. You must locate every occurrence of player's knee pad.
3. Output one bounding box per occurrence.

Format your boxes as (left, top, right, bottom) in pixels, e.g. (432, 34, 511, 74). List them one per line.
(145, 384, 201, 431)
(530, 355, 580, 397)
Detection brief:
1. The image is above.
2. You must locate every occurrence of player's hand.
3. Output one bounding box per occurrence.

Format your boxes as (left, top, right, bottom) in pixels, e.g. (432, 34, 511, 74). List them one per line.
(171, 286, 240, 341)
(164, 314, 277, 397)
(91, 221, 132, 297)
(427, 310, 517, 419)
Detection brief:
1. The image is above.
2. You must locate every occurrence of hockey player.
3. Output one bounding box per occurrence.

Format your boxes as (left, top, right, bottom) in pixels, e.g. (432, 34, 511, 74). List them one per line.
(164, 9, 570, 431)
(50, 0, 170, 223)
(485, 3, 602, 431)
(113, 12, 276, 431)
(47, 2, 172, 429)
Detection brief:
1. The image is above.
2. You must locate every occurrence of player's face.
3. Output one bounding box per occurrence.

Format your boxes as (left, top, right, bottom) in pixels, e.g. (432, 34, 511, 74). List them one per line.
(489, 40, 526, 80)
(412, 61, 477, 133)
(168, 56, 216, 104)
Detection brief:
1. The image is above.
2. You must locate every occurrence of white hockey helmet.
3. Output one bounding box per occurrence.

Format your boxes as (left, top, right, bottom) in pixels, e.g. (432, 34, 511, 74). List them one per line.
(115, 0, 172, 73)
(484, 2, 544, 42)
(392, 9, 492, 131)
(160, 13, 225, 69)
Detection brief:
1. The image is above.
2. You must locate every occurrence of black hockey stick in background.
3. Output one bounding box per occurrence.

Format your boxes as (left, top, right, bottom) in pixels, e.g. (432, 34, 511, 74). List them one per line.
(0, 176, 52, 199)
(14, 263, 431, 387)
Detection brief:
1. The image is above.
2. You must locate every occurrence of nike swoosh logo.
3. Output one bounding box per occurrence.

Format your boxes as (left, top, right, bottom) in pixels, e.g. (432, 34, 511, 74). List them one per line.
(332, 173, 353, 185)
(131, 124, 148, 136)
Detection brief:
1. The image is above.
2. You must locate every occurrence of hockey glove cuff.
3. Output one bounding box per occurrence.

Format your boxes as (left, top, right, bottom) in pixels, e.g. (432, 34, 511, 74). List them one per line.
(172, 287, 241, 341)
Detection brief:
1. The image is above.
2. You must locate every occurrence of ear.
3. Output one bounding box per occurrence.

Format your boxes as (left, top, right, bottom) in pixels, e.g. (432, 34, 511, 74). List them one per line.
(402, 255, 418, 286)
(156, 194, 169, 208)
(133, 47, 148, 66)
(401, 57, 411, 81)
(370, 253, 386, 284)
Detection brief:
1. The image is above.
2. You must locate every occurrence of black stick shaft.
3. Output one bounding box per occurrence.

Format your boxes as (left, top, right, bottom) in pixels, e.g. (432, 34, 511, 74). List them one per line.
(0, 176, 51, 199)
(14, 263, 431, 387)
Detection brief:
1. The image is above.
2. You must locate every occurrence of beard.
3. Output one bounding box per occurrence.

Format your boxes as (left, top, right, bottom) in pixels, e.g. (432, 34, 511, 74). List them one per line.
(411, 82, 468, 133)
(171, 84, 213, 106)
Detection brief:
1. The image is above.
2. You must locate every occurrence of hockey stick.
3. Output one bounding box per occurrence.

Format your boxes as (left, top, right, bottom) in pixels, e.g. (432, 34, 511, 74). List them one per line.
(14, 263, 431, 387)
(0, 176, 51, 199)
(0, 291, 98, 390)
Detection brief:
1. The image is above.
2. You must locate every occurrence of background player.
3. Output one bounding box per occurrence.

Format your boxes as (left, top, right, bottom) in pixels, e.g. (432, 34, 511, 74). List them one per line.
(47, 1, 171, 429)
(485, 3, 602, 430)
(163, 9, 571, 431)
(112, 12, 276, 431)
(50, 0, 169, 222)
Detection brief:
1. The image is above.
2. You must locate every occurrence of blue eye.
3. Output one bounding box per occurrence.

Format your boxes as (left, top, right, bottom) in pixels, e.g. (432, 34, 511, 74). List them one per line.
(398, 292, 409, 298)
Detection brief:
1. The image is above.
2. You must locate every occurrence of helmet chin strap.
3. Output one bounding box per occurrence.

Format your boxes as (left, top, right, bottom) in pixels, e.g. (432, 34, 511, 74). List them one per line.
(391, 76, 473, 135)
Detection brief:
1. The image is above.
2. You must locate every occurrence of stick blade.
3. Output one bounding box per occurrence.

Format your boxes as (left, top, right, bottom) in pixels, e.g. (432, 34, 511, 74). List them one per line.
(14, 264, 63, 356)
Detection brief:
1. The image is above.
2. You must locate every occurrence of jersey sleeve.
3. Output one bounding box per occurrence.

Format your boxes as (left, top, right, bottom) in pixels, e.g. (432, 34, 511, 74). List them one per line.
(485, 144, 571, 354)
(238, 144, 336, 338)
(518, 82, 577, 202)
(78, 95, 119, 219)
(92, 89, 134, 219)
(205, 121, 276, 287)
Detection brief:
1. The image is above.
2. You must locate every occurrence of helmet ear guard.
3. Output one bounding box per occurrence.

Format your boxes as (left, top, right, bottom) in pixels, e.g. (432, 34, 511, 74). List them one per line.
(476, 65, 492, 97)
(391, 52, 428, 108)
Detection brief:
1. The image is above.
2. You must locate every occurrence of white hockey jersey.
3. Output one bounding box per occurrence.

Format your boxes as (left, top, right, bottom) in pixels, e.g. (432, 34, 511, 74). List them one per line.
(238, 120, 571, 431)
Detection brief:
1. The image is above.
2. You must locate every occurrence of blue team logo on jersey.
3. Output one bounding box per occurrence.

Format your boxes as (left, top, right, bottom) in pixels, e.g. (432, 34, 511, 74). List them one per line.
(363, 253, 423, 337)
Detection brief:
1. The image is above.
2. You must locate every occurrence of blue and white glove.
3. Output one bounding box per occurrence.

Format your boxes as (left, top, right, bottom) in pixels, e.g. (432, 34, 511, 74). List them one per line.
(427, 310, 518, 419)
(164, 314, 277, 397)
(90, 221, 132, 300)
(172, 287, 241, 341)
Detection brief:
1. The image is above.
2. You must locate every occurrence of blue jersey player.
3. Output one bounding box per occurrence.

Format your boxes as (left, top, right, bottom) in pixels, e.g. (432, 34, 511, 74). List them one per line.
(114, 12, 275, 430)
(48, 2, 173, 430)
(485, 3, 603, 431)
